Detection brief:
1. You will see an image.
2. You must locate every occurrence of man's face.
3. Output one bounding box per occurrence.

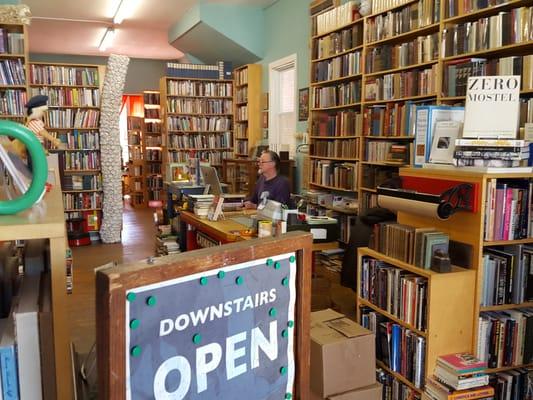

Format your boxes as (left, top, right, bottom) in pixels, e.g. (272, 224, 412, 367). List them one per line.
(257, 153, 275, 175)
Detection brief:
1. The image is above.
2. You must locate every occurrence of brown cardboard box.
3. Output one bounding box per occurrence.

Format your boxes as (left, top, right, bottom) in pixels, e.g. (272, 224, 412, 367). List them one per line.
(310, 309, 376, 398)
(328, 383, 382, 400)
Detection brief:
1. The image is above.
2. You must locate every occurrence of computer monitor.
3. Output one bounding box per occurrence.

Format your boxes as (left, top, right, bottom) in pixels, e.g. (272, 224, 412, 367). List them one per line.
(200, 166, 223, 195)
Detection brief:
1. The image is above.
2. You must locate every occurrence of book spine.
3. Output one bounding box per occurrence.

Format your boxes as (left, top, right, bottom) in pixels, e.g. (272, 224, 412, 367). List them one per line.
(0, 348, 19, 400)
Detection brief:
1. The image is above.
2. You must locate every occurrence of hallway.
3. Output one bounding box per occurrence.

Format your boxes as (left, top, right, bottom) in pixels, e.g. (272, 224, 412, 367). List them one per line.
(68, 204, 156, 355)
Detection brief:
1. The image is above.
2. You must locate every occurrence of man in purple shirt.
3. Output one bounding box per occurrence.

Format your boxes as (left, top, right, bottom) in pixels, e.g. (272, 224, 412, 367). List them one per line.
(244, 150, 291, 209)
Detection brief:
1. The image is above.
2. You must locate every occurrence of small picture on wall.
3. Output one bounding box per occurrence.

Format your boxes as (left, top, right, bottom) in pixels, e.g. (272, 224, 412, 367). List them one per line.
(298, 88, 309, 121)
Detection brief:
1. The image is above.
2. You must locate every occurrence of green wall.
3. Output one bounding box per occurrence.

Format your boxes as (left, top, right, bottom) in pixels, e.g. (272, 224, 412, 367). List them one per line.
(29, 53, 168, 94)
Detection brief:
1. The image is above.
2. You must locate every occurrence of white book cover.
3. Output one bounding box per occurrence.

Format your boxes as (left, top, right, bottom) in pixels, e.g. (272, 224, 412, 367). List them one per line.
(429, 121, 462, 164)
(462, 75, 521, 138)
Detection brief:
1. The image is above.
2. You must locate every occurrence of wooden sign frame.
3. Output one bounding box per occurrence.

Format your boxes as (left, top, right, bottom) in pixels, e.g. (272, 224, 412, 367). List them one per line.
(96, 231, 312, 399)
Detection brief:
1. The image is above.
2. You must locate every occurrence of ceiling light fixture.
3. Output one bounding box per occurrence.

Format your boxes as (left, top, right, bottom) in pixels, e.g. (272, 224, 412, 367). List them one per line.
(99, 27, 115, 52)
(113, 0, 140, 24)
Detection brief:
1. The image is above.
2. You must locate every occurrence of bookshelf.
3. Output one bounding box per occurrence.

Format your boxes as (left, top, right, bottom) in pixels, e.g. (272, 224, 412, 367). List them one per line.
(126, 115, 145, 207)
(0, 23, 28, 123)
(142, 90, 164, 203)
(159, 76, 234, 180)
(29, 62, 103, 238)
(233, 64, 262, 157)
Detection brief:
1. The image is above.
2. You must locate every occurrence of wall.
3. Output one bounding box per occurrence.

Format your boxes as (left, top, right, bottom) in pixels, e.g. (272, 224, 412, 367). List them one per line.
(29, 53, 168, 94)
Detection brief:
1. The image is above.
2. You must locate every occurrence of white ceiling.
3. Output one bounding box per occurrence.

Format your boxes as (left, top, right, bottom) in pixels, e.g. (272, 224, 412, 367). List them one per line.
(25, 0, 277, 60)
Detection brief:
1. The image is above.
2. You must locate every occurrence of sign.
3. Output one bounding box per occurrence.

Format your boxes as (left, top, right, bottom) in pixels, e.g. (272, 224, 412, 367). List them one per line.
(97, 232, 312, 400)
(462, 75, 521, 139)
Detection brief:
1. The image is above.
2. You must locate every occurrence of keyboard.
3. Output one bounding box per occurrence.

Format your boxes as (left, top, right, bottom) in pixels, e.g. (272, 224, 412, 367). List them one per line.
(230, 216, 255, 228)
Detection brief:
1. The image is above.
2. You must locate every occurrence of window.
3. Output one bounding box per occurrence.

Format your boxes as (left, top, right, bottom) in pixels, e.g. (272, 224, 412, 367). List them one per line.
(269, 54, 297, 158)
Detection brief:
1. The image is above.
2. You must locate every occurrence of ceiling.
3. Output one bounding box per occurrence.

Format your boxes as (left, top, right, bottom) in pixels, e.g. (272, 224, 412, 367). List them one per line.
(25, 0, 277, 60)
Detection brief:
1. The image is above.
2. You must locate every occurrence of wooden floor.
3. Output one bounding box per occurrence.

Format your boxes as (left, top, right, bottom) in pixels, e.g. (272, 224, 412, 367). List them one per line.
(68, 204, 156, 355)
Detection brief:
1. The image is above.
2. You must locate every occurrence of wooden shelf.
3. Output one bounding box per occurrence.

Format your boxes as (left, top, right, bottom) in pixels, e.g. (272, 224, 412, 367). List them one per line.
(366, 23, 439, 47)
(311, 73, 362, 87)
(0, 114, 24, 118)
(309, 182, 356, 192)
(164, 76, 233, 83)
(311, 101, 361, 111)
(49, 127, 99, 130)
(366, 0, 418, 18)
(0, 84, 27, 89)
(443, 40, 533, 62)
(166, 95, 233, 99)
(166, 112, 233, 116)
(365, 60, 438, 78)
(483, 238, 533, 246)
(310, 135, 360, 139)
(0, 52, 25, 59)
(312, 18, 364, 40)
(484, 364, 533, 374)
(362, 135, 414, 140)
(308, 201, 358, 215)
(361, 161, 409, 167)
(480, 302, 533, 312)
(167, 147, 232, 151)
(64, 208, 102, 212)
(364, 94, 436, 105)
(359, 298, 427, 338)
(360, 187, 377, 193)
(376, 361, 422, 393)
(311, 44, 364, 63)
(47, 105, 100, 109)
(442, 0, 531, 25)
(30, 83, 99, 89)
(63, 169, 101, 174)
(167, 130, 233, 133)
(310, 155, 359, 161)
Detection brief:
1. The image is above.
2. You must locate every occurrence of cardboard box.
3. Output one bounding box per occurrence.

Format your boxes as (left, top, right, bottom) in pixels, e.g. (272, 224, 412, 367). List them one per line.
(329, 383, 382, 400)
(310, 309, 376, 398)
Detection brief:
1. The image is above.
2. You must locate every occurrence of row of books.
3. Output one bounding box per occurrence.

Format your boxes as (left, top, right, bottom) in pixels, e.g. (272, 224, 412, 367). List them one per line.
(127, 118, 142, 130)
(145, 122, 161, 133)
(166, 98, 233, 115)
(146, 163, 161, 175)
(476, 309, 533, 369)
(129, 165, 143, 177)
(234, 68, 248, 86)
(312, 24, 363, 60)
(149, 190, 162, 201)
(489, 368, 532, 400)
(144, 109, 160, 119)
(167, 132, 232, 150)
(145, 149, 162, 161)
(61, 174, 102, 191)
(312, 50, 362, 83)
(442, 6, 533, 57)
(235, 86, 247, 103)
(0, 59, 25, 86)
(0, 30, 23, 54)
(30, 87, 100, 108)
(362, 100, 421, 137)
(377, 368, 421, 400)
(371, 0, 412, 15)
(338, 214, 357, 244)
(364, 33, 439, 73)
(146, 176, 163, 190)
(312, 80, 361, 108)
(44, 109, 100, 129)
(370, 222, 450, 269)
(166, 116, 232, 132)
(484, 178, 532, 241)
(29, 65, 99, 86)
(236, 105, 247, 121)
(145, 136, 161, 147)
(361, 165, 398, 189)
(311, 110, 363, 137)
(234, 124, 248, 138)
(444, 0, 510, 19)
(167, 150, 233, 165)
(59, 151, 100, 171)
(366, 141, 409, 164)
(165, 61, 232, 80)
(365, 65, 437, 101)
(129, 147, 142, 160)
(314, 0, 357, 36)
(235, 141, 248, 155)
(360, 308, 426, 388)
(0, 89, 26, 116)
(63, 192, 102, 210)
(143, 92, 159, 105)
(365, 0, 440, 44)
(481, 245, 533, 307)
(55, 130, 100, 150)
(362, 191, 379, 209)
(312, 138, 359, 159)
(166, 80, 233, 97)
(310, 160, 358, 190)
(360, 256, 428, 331)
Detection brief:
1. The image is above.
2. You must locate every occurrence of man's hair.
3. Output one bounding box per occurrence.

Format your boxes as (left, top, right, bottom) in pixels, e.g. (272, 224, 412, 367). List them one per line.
(264, 150, 280, 172)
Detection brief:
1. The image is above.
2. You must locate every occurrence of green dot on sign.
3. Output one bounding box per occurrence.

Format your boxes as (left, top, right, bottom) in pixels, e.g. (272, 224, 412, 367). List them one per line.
(281, 329, 288, 338)
(217, 271, 226, 279)
(130, 319, 140, 330)
(200, 277, 208, 286)
(280, 366, 287, 375)
(289, 255, 295, 263)
(193, 334, 202, 344)
(282, 277, 289, 286)
(266, 258, 273, 266)
(131, 346, 141, 357)
(269, 307, 277, 317)
(288, 320, 294, 328)
(274, 261, 281, 270)
(235, 276, 244, 285)
(126, 292, 136, 302)
(146, 296, 157, 307)
(285, 393, 292, 400)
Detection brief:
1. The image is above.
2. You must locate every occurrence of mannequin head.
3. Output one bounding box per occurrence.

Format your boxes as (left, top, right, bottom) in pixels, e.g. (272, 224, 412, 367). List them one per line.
(26, 95, 49, 120)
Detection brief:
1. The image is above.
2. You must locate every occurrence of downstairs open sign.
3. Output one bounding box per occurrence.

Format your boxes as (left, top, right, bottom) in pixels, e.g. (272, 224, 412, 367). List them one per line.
(96, 232, 312, 400)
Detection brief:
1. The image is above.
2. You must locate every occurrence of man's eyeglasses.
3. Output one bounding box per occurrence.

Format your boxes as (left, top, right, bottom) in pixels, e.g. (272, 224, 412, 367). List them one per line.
(257, 160, 274, 164)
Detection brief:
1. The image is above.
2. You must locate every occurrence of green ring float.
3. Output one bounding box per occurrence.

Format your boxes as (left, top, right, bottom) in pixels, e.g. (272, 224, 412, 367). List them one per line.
(0, 120, 48, 215)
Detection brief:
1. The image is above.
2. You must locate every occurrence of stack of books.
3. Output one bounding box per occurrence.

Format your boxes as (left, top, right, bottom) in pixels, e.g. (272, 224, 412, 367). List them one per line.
(425, 353, 494, 400)
(453, 138, 530, 169)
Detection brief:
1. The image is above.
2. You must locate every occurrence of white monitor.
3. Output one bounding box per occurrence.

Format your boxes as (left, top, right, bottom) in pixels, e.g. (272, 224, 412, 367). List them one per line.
(200, 166, 222, 196)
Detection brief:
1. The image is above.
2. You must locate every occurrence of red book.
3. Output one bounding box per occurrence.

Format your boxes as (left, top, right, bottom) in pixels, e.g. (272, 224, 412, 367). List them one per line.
(438, 353, 487, 374)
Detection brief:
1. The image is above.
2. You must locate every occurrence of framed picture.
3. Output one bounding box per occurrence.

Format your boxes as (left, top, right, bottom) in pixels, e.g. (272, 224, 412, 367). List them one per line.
(262, 111, 269, 129)
(298, 88, 309, 121)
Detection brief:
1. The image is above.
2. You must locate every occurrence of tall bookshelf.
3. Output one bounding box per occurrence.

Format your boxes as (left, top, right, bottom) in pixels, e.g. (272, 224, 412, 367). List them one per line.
(0, 23, 28, 123)
(29, 62, 103, 238)
(126, 115, 145, 207)
(159, 76, 234, 179)
(143, 90, 164, 203)
(234, 64, 262, 157)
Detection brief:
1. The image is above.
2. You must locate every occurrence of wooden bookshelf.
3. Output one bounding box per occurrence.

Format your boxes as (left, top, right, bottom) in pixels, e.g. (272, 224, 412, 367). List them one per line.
(233, 64, 262, 158)
(29, 62, 103, 237)
(126, 116, 146, 207)
(142, 91, 164, 203)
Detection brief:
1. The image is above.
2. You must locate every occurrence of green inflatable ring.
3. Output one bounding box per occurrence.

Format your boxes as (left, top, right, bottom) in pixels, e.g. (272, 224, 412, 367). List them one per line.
(0, 120, 48, 215)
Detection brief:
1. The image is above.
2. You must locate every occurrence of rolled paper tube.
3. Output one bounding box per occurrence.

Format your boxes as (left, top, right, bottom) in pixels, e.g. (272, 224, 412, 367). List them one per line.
(377, 194, 448, 220)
